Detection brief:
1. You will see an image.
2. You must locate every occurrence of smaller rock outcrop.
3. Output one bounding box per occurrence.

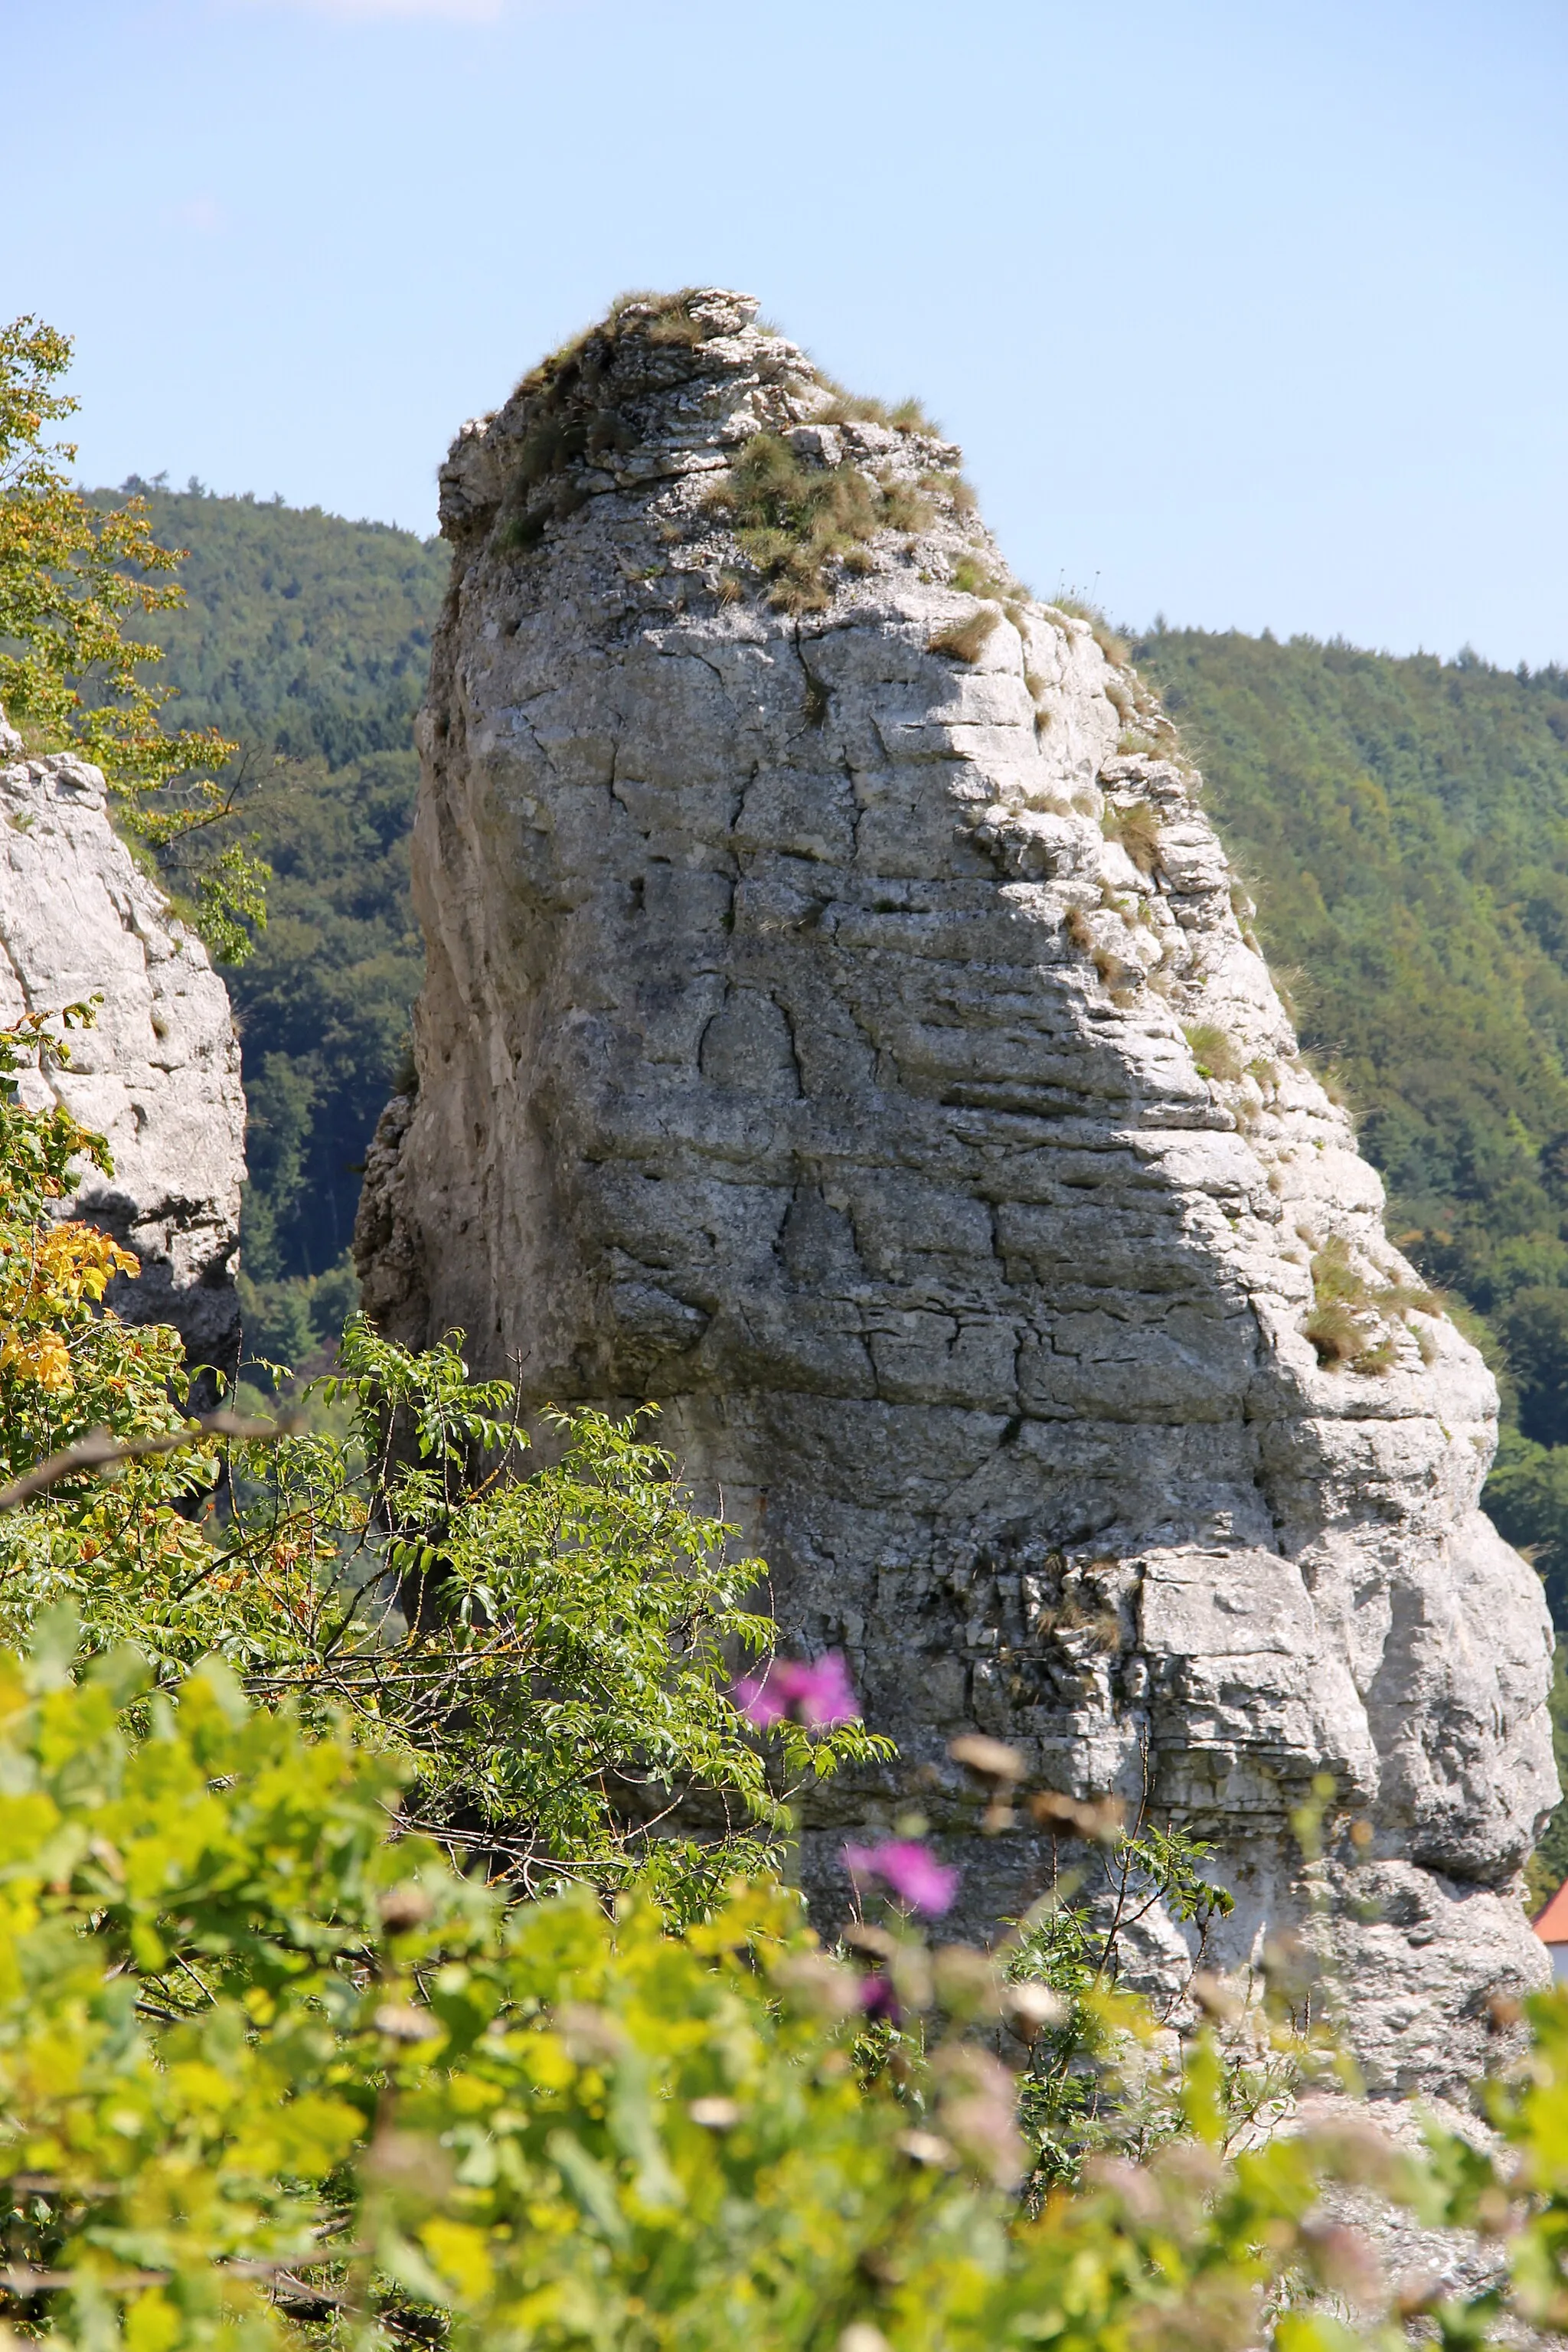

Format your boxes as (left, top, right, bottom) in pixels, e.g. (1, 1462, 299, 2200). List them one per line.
(0, 717, 245, 1376)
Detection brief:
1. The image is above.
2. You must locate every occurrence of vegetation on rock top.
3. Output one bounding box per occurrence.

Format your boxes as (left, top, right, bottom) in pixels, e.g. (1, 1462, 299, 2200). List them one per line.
(704, 429, 933, 613)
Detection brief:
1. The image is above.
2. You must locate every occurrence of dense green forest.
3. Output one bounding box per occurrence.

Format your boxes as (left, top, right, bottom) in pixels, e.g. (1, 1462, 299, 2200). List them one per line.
(1135, 632, 1568, 1603)
(103, 482, 448, 1370)
(101, 491, 1568, 1869)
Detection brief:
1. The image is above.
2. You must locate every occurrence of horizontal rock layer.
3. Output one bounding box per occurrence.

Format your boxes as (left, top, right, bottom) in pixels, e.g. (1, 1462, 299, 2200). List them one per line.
(0, 728, 244, 1376)
(355, 290, 1557, 2096)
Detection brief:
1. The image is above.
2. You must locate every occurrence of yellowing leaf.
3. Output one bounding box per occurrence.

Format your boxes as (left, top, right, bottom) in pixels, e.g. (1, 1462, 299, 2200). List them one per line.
(420, 2216, 495, 2303)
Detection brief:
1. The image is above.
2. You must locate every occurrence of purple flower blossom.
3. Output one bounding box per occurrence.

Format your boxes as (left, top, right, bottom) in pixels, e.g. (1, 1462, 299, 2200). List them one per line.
(731, 1669, 787, 1727)
(842, 1838, 961, 1919)
(858, 1972, 902, 2025)
(733, 1650, 860, 1730)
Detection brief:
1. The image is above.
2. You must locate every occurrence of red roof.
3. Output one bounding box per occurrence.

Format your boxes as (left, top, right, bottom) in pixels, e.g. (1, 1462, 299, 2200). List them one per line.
(1533, 1881, 1568, 1944)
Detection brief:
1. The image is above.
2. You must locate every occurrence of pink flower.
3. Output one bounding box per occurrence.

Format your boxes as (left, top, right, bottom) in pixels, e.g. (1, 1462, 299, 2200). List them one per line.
(859, 1972, 902, 2024)
(733, 1650, 860, 1730)
(842, 1838, 960, 1918)
(731, 1670, 789, 1727)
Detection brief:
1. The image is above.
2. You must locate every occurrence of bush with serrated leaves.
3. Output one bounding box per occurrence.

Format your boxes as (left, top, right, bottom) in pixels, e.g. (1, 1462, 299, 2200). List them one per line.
(10, 1634, 1568, 2352)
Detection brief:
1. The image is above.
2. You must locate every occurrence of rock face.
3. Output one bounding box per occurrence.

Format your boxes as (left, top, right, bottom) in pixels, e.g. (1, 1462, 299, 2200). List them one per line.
(0, 721, 245, 1376)
(354, 290, 1557, 2097)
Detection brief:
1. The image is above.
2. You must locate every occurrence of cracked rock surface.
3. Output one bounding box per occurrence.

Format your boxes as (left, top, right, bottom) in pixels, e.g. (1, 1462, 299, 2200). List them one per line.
(0, 730, 244, 1376)
(354, 291, 1557, 2098)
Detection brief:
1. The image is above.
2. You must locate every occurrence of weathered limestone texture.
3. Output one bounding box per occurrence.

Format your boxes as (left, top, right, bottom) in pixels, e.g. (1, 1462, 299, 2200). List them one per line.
(354, 291, 1557, 2096)
(0, 717, 244, 1374)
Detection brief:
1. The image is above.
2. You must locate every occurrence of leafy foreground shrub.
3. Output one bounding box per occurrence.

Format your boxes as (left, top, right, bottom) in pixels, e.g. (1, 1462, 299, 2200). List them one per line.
(5, 1640, 1568, 2352)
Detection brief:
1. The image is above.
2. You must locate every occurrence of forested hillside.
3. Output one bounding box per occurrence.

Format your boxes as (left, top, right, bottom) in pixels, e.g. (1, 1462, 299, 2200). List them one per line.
(1137, 629, 1568, 1331)
(1136, 634, 1568, 1587)
(101, 482, 448, 1370)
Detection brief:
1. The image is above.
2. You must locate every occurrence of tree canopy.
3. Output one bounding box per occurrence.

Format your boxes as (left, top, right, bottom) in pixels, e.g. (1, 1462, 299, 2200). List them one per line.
(0, 322, 261, 959)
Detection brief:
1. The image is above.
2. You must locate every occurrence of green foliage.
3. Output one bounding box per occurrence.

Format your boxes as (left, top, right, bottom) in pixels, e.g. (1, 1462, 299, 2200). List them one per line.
(5, 1637, 1564, 2352)
(1436, 1981, 1568, 2341)
(231, 750, 422, 1284)
(1488, 1426, 1568, 1626)
(217, 1325, 888, 1901)
(1498, 1285, 1568, 1446)
(236, 1253, 359, 1393)
(0, 321, 257, 959)
(94, 484, 441, 1285)
(9, 1325, 885, 1909)
(0, 1039, 874, 1902)
(1003, 1819, 1249, 2193)
(0, 1010, 222, 1596)
(105, 481, 446, 766)
(0, 1644, 403, 2333)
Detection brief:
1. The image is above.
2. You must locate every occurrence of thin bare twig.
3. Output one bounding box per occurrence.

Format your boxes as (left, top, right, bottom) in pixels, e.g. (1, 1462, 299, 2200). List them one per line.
(0, 1410, 290, 1511)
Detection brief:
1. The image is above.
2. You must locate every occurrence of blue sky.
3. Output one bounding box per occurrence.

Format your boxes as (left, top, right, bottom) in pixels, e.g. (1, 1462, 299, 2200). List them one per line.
(8, 0, 1568, 664)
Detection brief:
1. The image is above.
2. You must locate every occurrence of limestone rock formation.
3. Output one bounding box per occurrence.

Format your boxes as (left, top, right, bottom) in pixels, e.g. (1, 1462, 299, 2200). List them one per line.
(354, 290, 1557, 2096)
(0, 720, 244, 1374)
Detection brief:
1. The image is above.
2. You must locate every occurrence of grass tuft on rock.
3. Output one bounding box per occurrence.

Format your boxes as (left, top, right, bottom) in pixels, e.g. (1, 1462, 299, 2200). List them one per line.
(930, 608, 1001, 663)
(1050, 595, 1132, 669)
(606, 287, 716, 345)
(1103, 800, 1164, 876)
(1303, 1235, 1432, 1370)
(816, 383, 940, 434)
(495, 292, 733, 554)
(1305, 1298, 1364, 1366)
(950, 554, 1011, 600)
(705, 432, 916, 614)
(1182, 1021, 1243, 1083)
(1311, 1233, 1371, 1306)
(879, 477, 936, 535)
